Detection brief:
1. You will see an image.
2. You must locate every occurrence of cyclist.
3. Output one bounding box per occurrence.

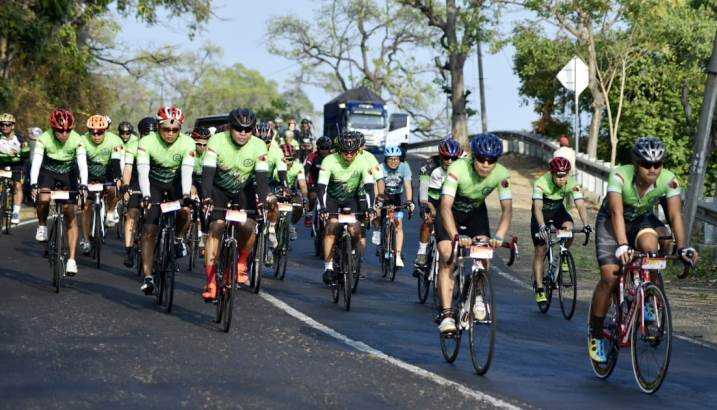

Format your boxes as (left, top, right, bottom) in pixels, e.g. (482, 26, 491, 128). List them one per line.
(304, 135, 333, 227)
(120, 121, 145, 267)
(257, 121, 288, 260)
(317, 131, 376, 285)
(355, 135, 384, 257)
(377, 145, 414, 269)
(588, 136, 699, 363)
(200, 108, 270, 301)
(137, 116, 158, 138)
(29, 108, 88, 275)
(0, 113, 30, 224)
(413, 138, 462, 275)
(436, 133, 513, 334)
(271, 143, 309, 241)
(191, 126, 211, 199)
(137, 106, 196, 294)
(531, 156, 591, 304)
(79, 115, 124, 254)
(298, 118, 313, 161)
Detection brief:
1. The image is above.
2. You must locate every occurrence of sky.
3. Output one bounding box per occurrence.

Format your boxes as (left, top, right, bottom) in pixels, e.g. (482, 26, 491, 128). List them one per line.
(115, 1, 539, 134)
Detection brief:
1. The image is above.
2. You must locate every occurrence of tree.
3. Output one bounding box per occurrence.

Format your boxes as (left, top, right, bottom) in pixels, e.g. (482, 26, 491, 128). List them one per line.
(399, 0, 499, 144)
(267, 0, 445, 137)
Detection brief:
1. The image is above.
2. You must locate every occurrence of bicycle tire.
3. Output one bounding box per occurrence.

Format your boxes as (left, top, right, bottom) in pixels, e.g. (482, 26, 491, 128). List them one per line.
(48, 219, 61, 293)
(631, 283, 672, 394)
(250, 228, 264, 294)
(1, 187, 9, 234)
(221, 241, 238, 332)
(115, 202, 124, 240)
(440, 264, 462, 363)
(558, 252, 577, 320)
(417, 269, 430, 304)
(387, 223, 397, 282)
(135, 223, 143, 277)
(274, 217, 289, 280)
(214, 238, 228, 324)
(188, 220, 199, 272)
(94, 206, 102, 269)
(468, 269, 496, 375)
(155, 232, 166, 307)
(341, 235, 354, 311)
(588, 288, 620, 379)
(163, 229, 177, 313)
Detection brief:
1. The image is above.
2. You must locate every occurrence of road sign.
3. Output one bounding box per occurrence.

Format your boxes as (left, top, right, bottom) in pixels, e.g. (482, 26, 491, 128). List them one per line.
(557, 56, 590, 154)
(557, 56, 589, 95)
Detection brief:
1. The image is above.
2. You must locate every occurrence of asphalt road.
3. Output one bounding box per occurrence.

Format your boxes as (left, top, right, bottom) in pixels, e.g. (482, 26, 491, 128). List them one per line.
(1, 157, 716, 409)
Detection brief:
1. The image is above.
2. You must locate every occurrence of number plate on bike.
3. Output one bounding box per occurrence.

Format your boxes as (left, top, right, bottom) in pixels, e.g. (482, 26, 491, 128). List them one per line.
(557, 230, 573, 239)
(642, 258, 666, 270)
(225, 209, 247, 223)
(338, 213, 356, 224)
(160, 200, 181, 213)
(0, 170, 11, 178)
(278, 202, 293, 212)
(470, 246, 493, 259)
(87, 183, 104, 192)
(50, 191, 70, 200)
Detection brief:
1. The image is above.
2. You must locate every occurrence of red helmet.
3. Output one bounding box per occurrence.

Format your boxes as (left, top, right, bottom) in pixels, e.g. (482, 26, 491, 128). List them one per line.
(156, 106, 185, 126)
(549, 156, 571, 174)
(49, 108, 75, 130)
(280, 143, 296, 159)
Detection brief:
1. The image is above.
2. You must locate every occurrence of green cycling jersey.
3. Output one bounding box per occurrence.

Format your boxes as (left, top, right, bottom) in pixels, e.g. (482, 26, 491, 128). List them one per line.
(599, 164, 681, 222)
(137, 132, 196, 184)
(273, 159, 304, 187)
(36, 130, 85, 174)
(442, 158, 512, 213)
(266, 141, 287, 176)
(532, 172, 584, 212)
(83, 132, 124, 180)
(318, 153, 372, 202)
(203, 132, 268, 193)
(357, 150, 384, 181)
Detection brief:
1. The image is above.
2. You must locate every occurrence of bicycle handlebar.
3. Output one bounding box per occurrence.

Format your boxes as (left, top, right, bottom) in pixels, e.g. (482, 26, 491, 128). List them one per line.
(448, 235, 518, 267)
(623, 250, 694, 279)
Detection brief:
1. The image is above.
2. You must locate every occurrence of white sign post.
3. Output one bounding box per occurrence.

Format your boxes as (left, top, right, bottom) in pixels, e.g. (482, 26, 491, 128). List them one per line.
(557, 56, 589, 153)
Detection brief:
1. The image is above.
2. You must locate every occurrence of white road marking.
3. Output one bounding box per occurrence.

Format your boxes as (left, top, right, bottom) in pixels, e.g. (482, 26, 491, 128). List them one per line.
(259, 292, 522, 410)
(16, 218, 38, 227)
(492, 267, 716, 350)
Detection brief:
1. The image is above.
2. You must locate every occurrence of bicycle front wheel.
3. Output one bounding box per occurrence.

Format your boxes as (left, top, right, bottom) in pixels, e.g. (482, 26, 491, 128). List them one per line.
(94, 209, 103, 269)
(387, 223, 397, 282)
(558, 252, 577, 320)
(341, 236, 354, 311)
(631, 283, 672, 394)
(221, 241, 238, 332)
(48, 220, 61, 293)
(250, 229, 265, 294)
(468, 269, 496, 375)
(274, 218, 289, 280)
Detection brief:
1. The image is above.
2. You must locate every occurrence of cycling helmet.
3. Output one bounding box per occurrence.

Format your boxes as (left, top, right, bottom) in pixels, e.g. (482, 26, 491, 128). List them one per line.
(86, 114, 110, 130)
(257, 121, 272, 142)
(358, 132, 366, 147)
(549, 156, 571, 174)
(633, 137, 665, 163)
(118, 121, 134, 134)
(156, 106, 185, 126)
(337, 131, 363, 153)
(0, 113, 15, 123)
(228, 108, 256, 129)
(384, 145, 402, 158)
(438, 138, 462, 159)
(280, 143, 296, 159)
(470, 133, 503, 159)
(316, 136, 333, 151)
(49, 108, 75, 130)
(191, 126, 211, 140)
(301, 118, 311, 125)
(137, 117, 158, 136)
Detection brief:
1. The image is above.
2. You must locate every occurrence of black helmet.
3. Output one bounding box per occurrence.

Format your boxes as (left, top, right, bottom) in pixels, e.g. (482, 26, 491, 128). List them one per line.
(191, 126, 211, 140)
(256, 121, 272, 142)
(228, 108, 256, 130)
(632, 137, 666, 163)
(300, 118, 311, 125)
(118, 121, 134, 135)
(137, 117, 158, 136)
(316, 136, 333, 151)
(337, 131, 363, 153)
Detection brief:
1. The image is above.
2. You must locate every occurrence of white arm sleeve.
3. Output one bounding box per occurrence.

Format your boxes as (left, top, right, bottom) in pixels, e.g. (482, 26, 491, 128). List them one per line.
(137, 153, 150, 197)
(181, 154, 195, 196)
(29, 142, 45, 185)
(76, 146, 88, 186)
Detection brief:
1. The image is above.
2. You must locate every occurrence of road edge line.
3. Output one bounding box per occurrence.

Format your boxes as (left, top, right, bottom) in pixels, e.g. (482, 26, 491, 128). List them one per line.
(493, 267, 717, 351)
(259, 291, 522, 410)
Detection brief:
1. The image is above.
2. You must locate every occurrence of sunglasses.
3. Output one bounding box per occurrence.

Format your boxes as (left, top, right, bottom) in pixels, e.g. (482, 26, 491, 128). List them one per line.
(440, 155, 459, 161)
(231, 125, 254, 134)
(195, 143, 207, 148)
(553, 172, 569, 178)
(91, 130, 105, 136)
(639, 160, 663, 170)
(120, 132, 132, 136)
(0, 122, 14, 127)
(53, 128, 72, 134)
(161, 127, 181, 134)
(341, 149, 359, 156)
(284, 157, 295, 162)
(474, 155, 498, 165)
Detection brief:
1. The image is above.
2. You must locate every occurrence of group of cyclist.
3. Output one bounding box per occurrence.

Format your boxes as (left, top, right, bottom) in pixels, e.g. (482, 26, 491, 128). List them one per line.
(1, 105, 702, 367)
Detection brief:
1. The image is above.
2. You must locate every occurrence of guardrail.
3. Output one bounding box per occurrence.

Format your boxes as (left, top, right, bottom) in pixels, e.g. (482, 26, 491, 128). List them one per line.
(405, 131, 715, 243)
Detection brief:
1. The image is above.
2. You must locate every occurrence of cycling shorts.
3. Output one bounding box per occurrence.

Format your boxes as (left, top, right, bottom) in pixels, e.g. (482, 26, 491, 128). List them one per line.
(209, 185, 257, 224)
(38, 168, 79, 204)
(530, 205, 574, 246)
(435, 202, 489, 243)
(144, 178, 183, 226)
(595, 212, 666, 266)
(1, 164, 24, 183)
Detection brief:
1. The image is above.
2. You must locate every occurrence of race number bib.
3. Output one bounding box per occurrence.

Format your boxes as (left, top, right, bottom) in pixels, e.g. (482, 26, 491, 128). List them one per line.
(470, 246, 493, 259)
(87, 183, 104, 192)
(278, 202, 293, 213)
(160, 200, 181, 213)
(642, 258, 667, 270)
(0, 170, 12, 179)
(50, 191, 70, 200)
(338, 213, 356, 224)
(225, 209, 247, 223)
(557, 230, 573, 239)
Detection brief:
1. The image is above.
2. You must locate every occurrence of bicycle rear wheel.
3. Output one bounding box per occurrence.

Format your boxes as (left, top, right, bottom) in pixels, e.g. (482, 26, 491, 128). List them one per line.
(631, 283, 672, 394)
(468, 269, 496, 375)
(417, 270, 430, 304)
(558, 252, 577, 320)
(341, 236, 354, 311)
(588, 287, 620, 379)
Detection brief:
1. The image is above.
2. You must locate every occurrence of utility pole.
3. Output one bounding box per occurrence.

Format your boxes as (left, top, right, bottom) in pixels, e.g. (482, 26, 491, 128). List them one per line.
(477, 39, 488, 133)
(685, 30, 717, 241)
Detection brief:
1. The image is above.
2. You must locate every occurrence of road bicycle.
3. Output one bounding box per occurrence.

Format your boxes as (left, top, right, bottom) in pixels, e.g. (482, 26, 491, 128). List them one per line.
(312, 208, 324, 258)
(247, 208, 267, 294)
(588, 249, 693, 394)
(439, 236, 517, 375)
(416, 231, 440, 306)
(533, 224, 590, 319)
(187, 198, 204, 273)
(45, 188, 81, 293)
(378, 203, 410, 282)
(85, 182, 115, 269)
(325, 209, 361, 311)
(150, 195, 185, 313)
(0, 168, 15, 234)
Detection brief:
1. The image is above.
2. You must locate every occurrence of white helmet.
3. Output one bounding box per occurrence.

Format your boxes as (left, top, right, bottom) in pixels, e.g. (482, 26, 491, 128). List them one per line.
(633, 137, 665, 163)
